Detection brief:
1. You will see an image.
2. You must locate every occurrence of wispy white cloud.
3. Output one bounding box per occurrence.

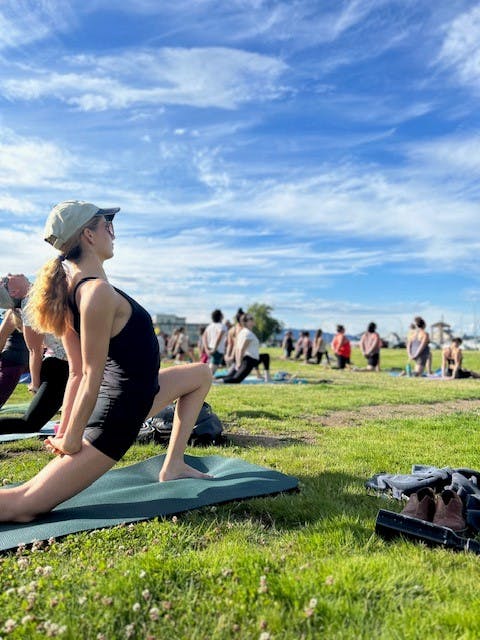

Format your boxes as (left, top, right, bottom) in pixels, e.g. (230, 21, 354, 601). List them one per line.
(2, 47, 288, 111)
(406, 133, 480, 175)
(0, 0, 75, 51)
(437, 5, 480, 90)
(0, 128, 73, 187)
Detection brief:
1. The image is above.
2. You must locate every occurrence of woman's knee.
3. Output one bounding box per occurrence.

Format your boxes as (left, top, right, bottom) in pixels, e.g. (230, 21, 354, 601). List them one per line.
(198, 363, 213, 387)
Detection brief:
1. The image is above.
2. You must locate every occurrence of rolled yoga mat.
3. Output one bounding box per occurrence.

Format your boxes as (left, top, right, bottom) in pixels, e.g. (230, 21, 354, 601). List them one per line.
(0, 454, 298, 552)
(0, 402, 30, 415)
(0, 422, 56, 443)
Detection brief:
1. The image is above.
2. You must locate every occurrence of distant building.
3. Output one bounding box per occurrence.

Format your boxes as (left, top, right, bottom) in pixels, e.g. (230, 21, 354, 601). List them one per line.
(151, 313, 204, 345)
(430, 321, 452, 346)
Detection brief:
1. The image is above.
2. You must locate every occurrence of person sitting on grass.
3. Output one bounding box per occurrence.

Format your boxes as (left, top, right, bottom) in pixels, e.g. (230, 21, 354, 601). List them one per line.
(359, 322, 381, 371)
(220, 314, 271, 384)
(203, 309, 227, 374)
(331, 325, 351, 370)
(281, 330, 294, 359)
(0, 297, 29, 410)
(0, 200, 212, 523)
(407, 316, 432, 376)
(442, 338, 480, 379)
(311, 329, 330, 365)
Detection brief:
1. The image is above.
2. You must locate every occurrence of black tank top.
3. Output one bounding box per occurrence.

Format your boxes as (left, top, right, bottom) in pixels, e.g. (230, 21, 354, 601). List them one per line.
(69, 277, 159, 392)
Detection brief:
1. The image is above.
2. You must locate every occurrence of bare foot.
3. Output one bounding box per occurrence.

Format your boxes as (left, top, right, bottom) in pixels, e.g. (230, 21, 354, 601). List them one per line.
(159, 462, 213, 482)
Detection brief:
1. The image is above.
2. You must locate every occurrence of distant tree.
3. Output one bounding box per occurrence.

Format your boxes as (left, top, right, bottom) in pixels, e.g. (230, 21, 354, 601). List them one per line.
(246, 303, 283, 344)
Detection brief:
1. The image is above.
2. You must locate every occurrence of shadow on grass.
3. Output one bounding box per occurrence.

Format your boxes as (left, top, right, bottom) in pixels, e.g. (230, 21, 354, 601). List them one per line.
(232, 410, 284, 420)
(223, 434, 309, 448)
(211, 470, 382, 540)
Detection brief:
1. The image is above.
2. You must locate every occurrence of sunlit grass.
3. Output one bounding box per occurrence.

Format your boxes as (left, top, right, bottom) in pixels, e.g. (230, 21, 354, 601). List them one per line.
(1, 349, 480, 639)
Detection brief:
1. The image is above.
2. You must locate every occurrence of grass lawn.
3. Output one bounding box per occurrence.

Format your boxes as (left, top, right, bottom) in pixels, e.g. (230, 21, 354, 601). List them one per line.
(1, 348, 480, 639)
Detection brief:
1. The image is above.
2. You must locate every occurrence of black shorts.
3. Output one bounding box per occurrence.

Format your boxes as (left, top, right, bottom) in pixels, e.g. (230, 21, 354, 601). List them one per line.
(210, 350, 224, 366)
(337, 355, 350, 369)
(84, 382, 159, 461)
(367, 353, 379, 367)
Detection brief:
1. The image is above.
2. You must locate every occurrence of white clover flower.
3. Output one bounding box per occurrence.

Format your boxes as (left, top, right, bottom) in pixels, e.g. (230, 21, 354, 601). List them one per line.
(142, 589, 151, 600)
(149, 607, 160, 621)
(132, 602, 141, 613)
(3, 619, 16, 633)
(139, 570, 146, 579)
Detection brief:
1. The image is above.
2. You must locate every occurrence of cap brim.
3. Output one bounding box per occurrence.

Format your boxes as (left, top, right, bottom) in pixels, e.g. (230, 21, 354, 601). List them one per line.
(96, 207, 120, 217)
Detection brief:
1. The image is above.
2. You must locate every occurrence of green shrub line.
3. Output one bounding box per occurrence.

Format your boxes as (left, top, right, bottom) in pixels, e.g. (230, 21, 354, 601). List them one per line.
(1, 348, 480, 639)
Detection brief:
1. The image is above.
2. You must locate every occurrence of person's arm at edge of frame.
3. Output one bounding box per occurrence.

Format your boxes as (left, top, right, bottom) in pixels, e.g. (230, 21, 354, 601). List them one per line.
(45, 281, 115, 455)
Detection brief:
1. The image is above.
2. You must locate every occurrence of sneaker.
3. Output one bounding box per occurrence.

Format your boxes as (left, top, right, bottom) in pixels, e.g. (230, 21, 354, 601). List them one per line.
(433, 489, 466, 532)
(401, 487, 436, 522)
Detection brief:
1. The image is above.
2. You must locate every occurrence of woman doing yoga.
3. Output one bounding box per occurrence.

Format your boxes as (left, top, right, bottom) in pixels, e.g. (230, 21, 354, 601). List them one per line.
(0, 200, 212, 523)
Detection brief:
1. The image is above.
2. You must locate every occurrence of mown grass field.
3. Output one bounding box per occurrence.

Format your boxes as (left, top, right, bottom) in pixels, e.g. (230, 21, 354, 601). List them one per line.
(1, 347, 480, 639)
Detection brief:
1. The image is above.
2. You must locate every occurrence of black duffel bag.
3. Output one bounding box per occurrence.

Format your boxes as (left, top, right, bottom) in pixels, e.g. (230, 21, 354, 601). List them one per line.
(137, 402, 225, 446)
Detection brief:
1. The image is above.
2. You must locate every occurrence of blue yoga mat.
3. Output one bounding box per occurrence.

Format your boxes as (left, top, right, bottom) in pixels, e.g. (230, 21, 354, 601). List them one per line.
(0, 454, 298, 551)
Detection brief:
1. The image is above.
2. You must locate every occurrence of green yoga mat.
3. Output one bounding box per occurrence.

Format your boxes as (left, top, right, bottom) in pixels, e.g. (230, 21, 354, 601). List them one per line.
(0, 402, 30, 415)
(0, 454, 298, 552)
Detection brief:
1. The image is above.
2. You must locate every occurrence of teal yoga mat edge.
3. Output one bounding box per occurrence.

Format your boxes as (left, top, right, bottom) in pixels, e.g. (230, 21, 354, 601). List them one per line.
(0, 454, 298, 552)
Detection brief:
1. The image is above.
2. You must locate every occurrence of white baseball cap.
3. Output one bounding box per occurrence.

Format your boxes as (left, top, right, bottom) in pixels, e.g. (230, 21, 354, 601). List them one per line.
(44, 200, 120, 250)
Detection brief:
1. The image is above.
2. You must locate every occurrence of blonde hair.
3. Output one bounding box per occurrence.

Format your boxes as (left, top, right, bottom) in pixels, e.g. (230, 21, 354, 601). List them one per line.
(26, 216, 100, 337)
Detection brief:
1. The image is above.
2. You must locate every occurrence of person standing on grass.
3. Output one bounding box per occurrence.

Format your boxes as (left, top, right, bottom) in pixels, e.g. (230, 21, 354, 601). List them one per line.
(331, 325, 351, 369)
(359, 322, 381, 371)
(0, 200, 211, 523)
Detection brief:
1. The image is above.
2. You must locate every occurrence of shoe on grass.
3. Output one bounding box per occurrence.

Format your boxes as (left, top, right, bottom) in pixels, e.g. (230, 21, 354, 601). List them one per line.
(432, 489, 466, 532)
(401, 487, 436, 522)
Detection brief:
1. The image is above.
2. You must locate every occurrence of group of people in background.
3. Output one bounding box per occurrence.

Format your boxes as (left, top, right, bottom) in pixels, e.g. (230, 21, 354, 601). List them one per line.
(154, 308, 271, 384)
(282, 322, 381, 371)
(202, 308, 271, 384)
(2, 290, 479, 434)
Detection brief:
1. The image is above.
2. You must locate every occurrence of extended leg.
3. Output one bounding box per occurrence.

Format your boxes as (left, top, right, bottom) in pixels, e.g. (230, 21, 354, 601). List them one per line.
(0, 441, 115, 522)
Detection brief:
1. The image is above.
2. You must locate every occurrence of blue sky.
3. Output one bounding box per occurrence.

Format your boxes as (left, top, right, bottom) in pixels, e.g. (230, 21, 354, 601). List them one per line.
(1, 1, 480, 336)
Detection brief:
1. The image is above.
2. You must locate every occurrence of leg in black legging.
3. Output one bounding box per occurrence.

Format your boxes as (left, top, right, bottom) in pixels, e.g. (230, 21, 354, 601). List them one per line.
(222, 356, 258, 384)
(0, 360, 24, 410)
(258, 353, 270, 371)
(0, 358, 68, 434)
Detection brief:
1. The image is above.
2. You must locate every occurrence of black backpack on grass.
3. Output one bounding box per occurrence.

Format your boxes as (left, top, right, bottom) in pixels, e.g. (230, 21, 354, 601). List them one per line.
(138, 402, 225, 446)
